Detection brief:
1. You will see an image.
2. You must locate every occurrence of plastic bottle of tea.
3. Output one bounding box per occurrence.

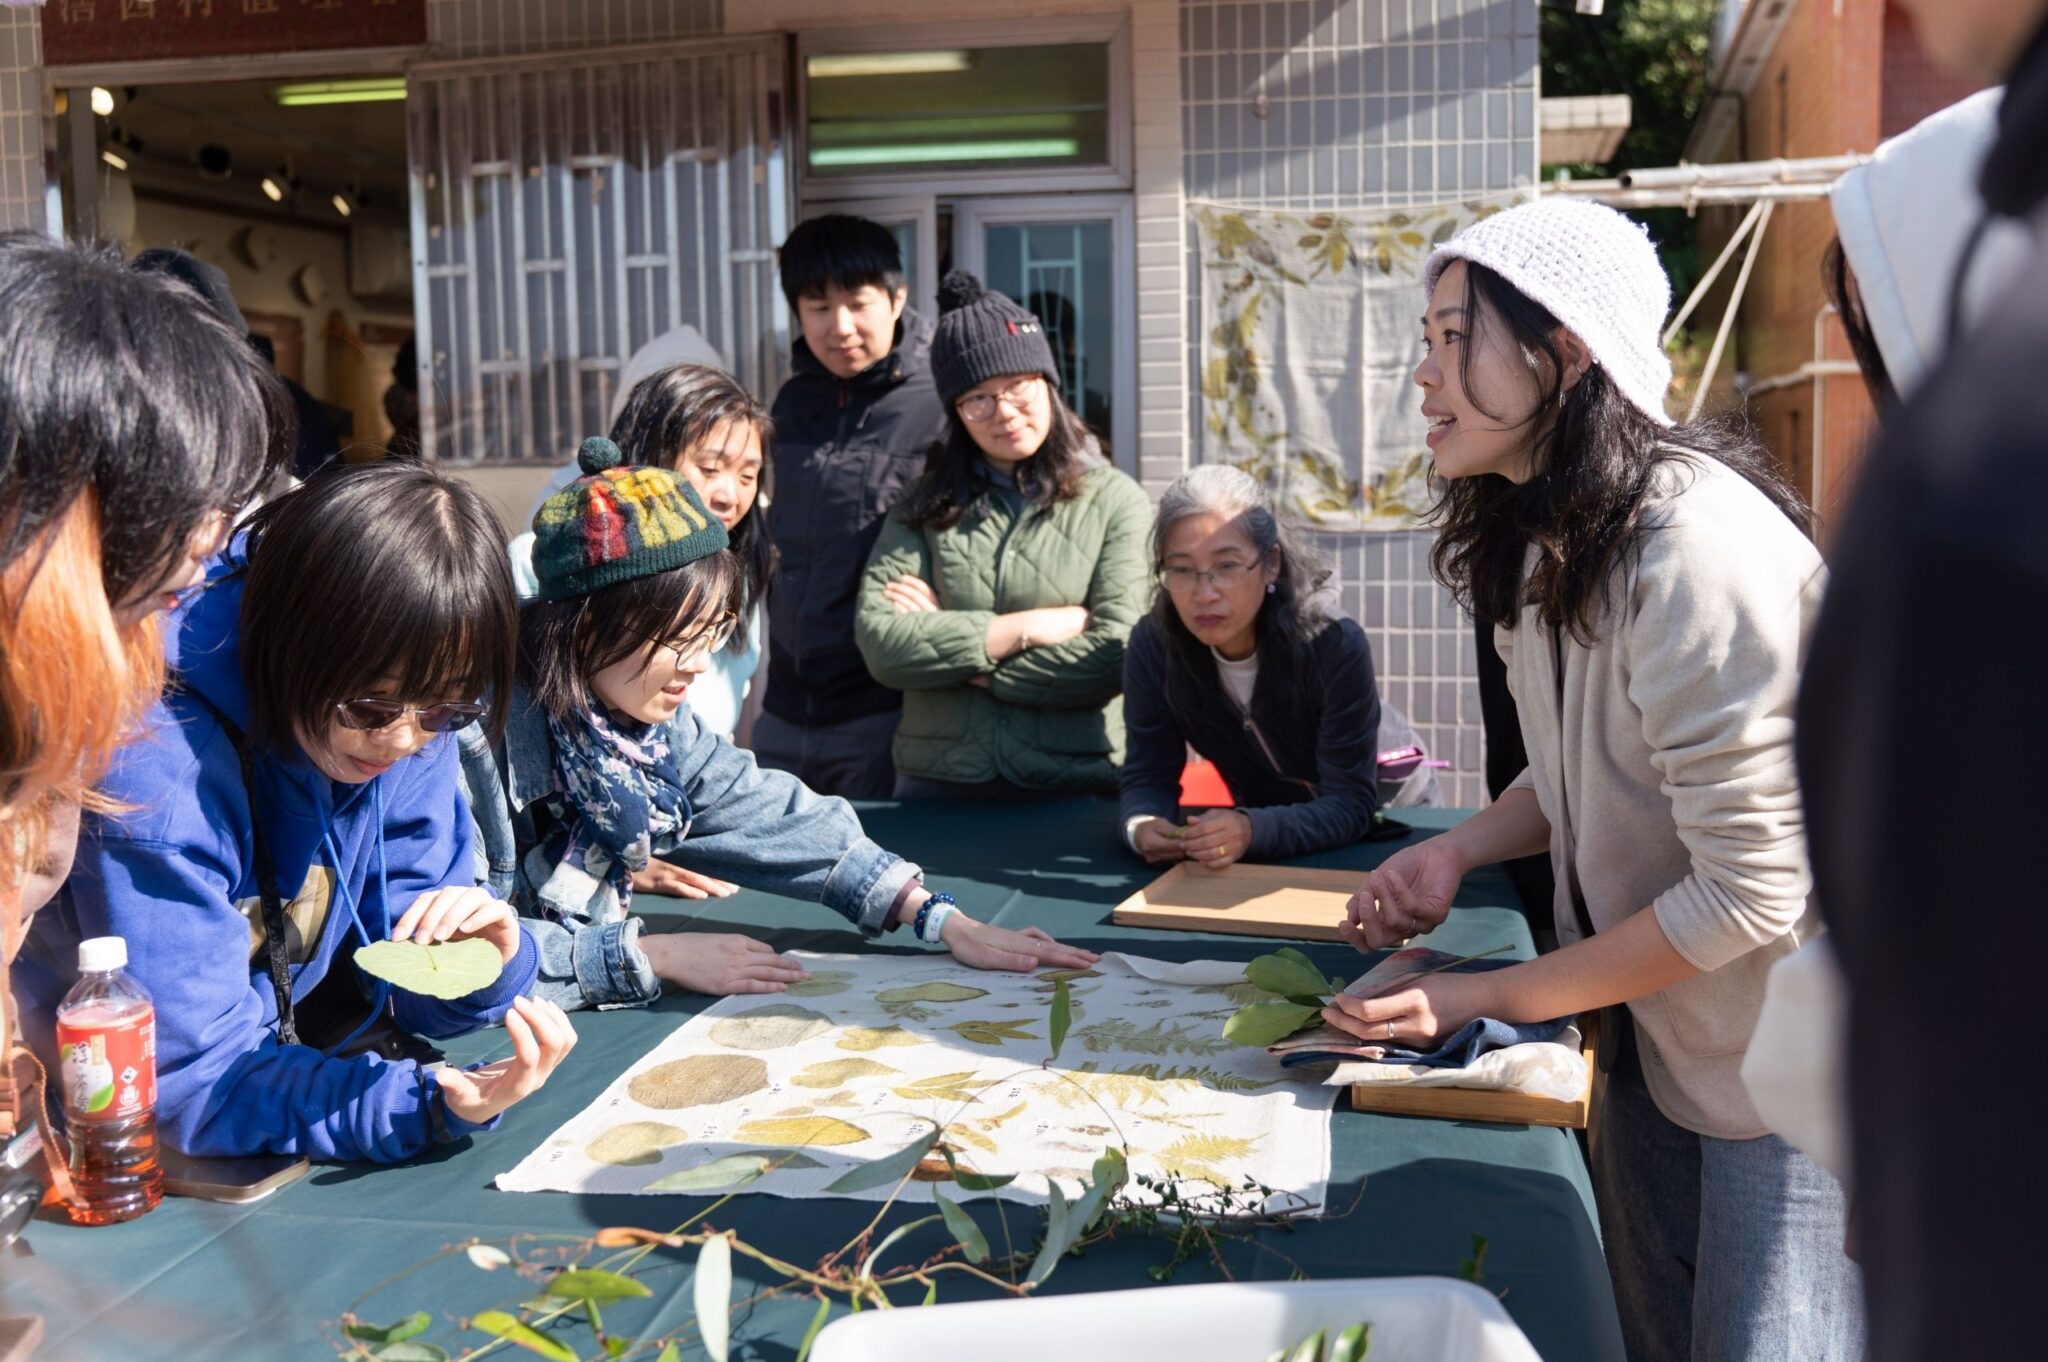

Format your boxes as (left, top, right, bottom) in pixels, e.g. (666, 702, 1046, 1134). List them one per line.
(55, 936, 163, 1225)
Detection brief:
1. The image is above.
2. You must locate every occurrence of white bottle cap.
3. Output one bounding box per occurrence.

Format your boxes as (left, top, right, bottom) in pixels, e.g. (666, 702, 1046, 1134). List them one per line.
(77, 936, 128, 974)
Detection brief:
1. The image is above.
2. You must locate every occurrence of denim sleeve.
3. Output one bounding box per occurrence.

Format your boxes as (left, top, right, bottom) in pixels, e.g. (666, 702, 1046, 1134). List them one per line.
(525, 915, 661, 1012)
(1118, 621, 1187, 839)
(663, 708, 920, 935)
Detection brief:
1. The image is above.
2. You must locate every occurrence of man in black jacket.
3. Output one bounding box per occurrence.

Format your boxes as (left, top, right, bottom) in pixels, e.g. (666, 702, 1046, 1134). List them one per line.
(1796, 4, 2048, 1359)
(755, 216, 947, 798)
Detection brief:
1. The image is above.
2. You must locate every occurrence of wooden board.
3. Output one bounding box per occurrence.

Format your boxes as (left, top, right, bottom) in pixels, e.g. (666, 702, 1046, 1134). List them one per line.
(1348, 1015, 1599, 1130)
(1111, 861, 1364, 941)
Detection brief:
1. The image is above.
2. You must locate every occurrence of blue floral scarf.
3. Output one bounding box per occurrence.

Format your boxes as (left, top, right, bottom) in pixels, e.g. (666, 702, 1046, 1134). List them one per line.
(533, 702, 692, 926)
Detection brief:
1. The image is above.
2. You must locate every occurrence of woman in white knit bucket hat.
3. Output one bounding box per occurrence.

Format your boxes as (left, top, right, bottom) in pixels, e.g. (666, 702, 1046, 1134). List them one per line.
(1321, 199, 1862, 1361)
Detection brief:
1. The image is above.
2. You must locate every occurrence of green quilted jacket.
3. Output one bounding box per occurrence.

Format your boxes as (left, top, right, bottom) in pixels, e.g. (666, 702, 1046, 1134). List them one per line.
(855, 464, 1154, 791)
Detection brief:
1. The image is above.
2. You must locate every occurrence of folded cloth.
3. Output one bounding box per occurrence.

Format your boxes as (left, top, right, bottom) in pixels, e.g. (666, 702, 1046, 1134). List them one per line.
(1268, 947, 1573, 1069)
(1279, 1012, 1574, 1069)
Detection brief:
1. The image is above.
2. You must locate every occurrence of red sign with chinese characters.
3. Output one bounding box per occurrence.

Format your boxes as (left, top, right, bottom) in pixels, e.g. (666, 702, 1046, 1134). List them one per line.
(41, 0, 428, 67)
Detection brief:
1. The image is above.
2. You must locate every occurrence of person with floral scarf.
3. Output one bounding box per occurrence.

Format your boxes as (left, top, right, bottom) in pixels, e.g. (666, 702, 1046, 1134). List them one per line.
(459, 438, 1097, 1009)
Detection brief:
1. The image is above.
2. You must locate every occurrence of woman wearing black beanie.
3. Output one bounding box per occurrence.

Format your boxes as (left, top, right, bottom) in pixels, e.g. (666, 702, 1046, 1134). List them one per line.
(855, 272, 1152, 799)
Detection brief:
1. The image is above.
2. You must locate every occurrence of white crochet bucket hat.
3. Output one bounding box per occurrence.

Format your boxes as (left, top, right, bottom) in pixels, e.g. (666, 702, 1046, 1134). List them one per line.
(1423, 198, 1676, 427)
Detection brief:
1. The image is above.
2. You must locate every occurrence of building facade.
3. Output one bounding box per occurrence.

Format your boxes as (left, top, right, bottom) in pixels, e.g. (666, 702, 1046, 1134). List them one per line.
(1, 0, 1541, 806)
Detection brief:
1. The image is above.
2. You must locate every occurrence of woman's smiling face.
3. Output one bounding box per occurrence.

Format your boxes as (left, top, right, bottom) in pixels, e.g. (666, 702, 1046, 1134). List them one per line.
(1414, 259, 1556, 484)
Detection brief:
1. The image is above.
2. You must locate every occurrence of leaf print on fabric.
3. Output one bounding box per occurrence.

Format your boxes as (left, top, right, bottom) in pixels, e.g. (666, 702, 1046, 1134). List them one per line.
(891, 1072, 987, 1104)
(791, 1058, 898, 1088)
(836, 1026, 927, 1052)
(1071, 1018, 1232, 1057)
(734, 1116, 871, 1148)
(627, 1055, 769, 1110)
(946, 1019, 1041, 1047)
(707, 1004, 832, 1051)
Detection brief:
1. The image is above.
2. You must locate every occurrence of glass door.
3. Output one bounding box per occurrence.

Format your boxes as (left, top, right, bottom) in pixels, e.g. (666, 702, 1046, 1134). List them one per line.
(952, 195, 1135, 468)
(802, 195, 939, 323)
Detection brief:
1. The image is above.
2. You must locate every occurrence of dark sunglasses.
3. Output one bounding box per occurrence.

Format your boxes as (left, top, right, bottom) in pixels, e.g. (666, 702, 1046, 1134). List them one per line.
(332, 698, 489, 733)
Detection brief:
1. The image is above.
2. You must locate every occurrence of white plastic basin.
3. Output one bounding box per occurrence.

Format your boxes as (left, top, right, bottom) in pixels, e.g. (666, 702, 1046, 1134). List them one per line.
(810, 1276, 1543, 1362)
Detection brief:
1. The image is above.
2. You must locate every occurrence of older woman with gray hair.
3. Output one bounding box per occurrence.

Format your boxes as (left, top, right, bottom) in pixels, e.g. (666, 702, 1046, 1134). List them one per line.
(1119, 464, 1386, 867)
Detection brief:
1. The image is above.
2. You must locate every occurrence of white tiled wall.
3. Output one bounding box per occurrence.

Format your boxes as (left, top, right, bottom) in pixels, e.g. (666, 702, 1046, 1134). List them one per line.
(1178, 0, 1540, 806)
(0, 11, 40, 234)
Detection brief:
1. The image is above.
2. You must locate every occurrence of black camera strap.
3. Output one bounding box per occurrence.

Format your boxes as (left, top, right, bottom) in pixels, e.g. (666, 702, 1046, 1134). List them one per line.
(1552, 624, 1620, 1074)
(185, 695, 299, 1046)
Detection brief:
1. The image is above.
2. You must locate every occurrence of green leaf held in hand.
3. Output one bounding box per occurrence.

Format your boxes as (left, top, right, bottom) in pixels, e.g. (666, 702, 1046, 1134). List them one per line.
(546, 1268, 652, 1305)
(1222, 1000, 1322, 1047)
(467, 1311, 576, 1362)
(354, 938, 504, 1000)
(694, 1233, 733, 1362)
(824, 1124, 940, 1193)
(1048, 977, 1073, 1062)
(1244, 951, 1329, 1000)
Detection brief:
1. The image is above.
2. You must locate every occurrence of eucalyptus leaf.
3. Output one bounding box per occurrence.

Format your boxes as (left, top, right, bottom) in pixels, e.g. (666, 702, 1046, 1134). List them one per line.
(1222, 1000, 1322, 1047)
(344, 1313, 431, 1345)
(656, 1344, 681, 1362)
(823, 1124, 940, 1193)
(867, 1214, 942, 1274)
(547, 1268, 652, 1305)
(1243, 953, 1329, 1000)
(468, 1311, 576, 1362)
(940, 1144, 1017, 1191)
(934, 1189, 989, 1263)
(922, 1279, 939, 1306)
(1028, 1180, 1074, 1286)
(694, 1233, 733, 1362)
(1329, 1322, 1373, 1362)
(795, 1298, 832, 1362)
(1069, 1147, 1128, 1236)
(354, 938, 504, 1000)
(644, 1154, 770, 1194)
(1048, 978, 1073, 1062)
(372, 1344, 449, 1362)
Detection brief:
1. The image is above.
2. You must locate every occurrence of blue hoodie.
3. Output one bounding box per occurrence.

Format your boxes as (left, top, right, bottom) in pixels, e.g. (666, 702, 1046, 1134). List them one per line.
(14, 545, 539, 1161)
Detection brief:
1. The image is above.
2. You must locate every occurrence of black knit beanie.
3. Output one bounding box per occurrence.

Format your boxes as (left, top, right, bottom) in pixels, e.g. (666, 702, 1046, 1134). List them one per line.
(930, 270, 1061, 408)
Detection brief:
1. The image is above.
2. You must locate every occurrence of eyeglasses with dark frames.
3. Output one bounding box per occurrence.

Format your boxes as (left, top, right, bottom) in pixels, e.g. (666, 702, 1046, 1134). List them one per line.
(332, 698, 490, 734)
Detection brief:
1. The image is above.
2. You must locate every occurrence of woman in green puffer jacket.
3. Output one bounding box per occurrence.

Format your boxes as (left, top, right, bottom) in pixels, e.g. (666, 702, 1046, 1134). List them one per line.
(856, 272, 1152, 798)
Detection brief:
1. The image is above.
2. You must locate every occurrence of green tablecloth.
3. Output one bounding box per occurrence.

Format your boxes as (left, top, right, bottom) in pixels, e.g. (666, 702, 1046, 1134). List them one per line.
(1, 803, 1623, 1361)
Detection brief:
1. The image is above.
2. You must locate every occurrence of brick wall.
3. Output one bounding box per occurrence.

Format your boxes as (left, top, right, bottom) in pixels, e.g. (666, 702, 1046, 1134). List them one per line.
(1880, 4, 1982, 138)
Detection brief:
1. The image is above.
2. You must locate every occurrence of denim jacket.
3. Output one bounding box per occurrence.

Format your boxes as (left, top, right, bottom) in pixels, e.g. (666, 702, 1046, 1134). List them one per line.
(459, 681, 922, 1010)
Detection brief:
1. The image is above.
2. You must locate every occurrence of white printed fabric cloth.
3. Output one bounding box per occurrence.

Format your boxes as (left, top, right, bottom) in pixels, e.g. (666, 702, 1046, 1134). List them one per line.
(1192, 194, 1529, 530)
(497, 951, 1334, 1208)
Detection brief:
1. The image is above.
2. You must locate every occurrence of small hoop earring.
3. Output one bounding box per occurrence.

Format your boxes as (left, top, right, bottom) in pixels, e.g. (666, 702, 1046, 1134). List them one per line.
(1266, 582, 1277, 594)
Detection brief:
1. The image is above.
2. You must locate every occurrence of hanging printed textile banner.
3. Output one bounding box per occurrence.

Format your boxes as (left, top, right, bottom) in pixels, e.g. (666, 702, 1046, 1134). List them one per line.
(1193, 196, 1526, 530)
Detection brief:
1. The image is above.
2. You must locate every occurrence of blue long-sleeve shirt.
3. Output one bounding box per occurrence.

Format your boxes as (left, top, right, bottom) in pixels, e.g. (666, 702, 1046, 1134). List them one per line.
(15, 550, 537, 1162)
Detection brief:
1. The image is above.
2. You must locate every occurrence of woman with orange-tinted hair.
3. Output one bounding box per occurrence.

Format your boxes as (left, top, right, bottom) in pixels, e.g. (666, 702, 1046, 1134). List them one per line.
(1, 233, 288, 1234)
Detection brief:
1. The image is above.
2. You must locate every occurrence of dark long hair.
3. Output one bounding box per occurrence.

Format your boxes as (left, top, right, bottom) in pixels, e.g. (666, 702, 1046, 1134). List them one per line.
(1822, 236, 1897, 412)
(1429, 261, 1810, 642)
(608, 363, 773, 650)
(1146, 464, 1332, 718)
(0, 233, 289, 606)
(239, 462, 517, 750)
(901, 382, 1098, 532)
(518, 554, 743, 720)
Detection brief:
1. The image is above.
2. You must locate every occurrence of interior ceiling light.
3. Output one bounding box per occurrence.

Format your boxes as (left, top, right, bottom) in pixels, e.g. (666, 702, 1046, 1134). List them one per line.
(89, 86, 115, 117)
(260, 174, 285, 203)
(810, 138, 1080, 168)
(271, 78, 408, 108)
(331, 191, 354, 217)
(807, 51, 973, 79)
(100, 148, 128, 172)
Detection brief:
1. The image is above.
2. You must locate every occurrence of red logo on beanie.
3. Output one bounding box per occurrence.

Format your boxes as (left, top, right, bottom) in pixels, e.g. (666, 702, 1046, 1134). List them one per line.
(1006, 320, 1018, 335)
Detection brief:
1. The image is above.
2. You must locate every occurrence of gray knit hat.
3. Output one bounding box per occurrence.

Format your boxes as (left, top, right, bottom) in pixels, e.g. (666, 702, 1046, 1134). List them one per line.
(930, 271, 1061, 407)
(1423, 199, 1675, 427)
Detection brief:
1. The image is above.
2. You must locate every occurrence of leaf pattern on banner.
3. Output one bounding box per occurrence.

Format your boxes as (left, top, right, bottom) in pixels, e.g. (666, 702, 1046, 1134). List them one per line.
(891, 1072, 987, 1104)
(1194, 195, 1528, 529)
(1071, 1018, 1233, 1058)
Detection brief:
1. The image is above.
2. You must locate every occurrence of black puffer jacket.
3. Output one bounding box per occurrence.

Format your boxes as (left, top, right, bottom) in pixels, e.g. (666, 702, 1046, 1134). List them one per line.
(763, 311, 948, 728)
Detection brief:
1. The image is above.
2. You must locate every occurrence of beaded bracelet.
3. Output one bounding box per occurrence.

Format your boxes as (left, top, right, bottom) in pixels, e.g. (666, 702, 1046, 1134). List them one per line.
(915, 892, 959, 944)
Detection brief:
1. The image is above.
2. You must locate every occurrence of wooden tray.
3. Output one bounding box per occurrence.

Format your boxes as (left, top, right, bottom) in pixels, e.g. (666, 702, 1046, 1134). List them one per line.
(1348, 1013, 1599, 1130)
(1110, 861, 1364, 941)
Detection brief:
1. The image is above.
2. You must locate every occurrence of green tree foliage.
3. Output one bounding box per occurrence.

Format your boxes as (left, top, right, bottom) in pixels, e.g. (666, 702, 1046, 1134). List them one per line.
(1543, 0, 1720, 307)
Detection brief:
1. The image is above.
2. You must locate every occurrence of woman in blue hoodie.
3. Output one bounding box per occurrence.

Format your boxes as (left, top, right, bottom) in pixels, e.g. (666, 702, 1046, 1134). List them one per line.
(16, 462, 575, 1162)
